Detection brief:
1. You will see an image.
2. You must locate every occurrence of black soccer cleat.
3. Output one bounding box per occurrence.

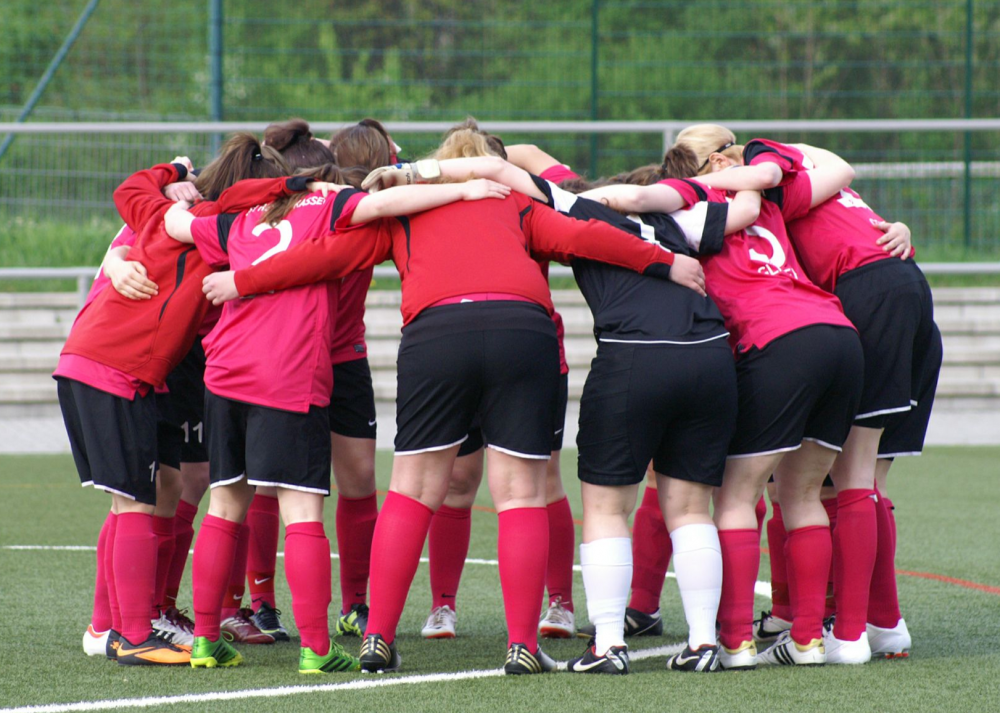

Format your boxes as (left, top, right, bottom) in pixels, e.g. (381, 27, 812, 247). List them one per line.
(567, 643, 630, 675)
(666, 644, 721, 672)
(359, 633, 401, 673)
(576, 607, 664, 639)
(504, 643, 558, 675)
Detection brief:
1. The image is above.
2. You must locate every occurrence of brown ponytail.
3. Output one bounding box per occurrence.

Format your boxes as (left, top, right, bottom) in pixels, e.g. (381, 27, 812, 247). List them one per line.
(659, 144, 701, 180)
(264, 118, 334, 171)
(329, 118, 394, 172)
(195, 132, 289, 201)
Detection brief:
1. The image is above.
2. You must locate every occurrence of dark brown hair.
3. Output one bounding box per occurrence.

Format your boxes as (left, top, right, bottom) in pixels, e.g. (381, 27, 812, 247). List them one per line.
(260, 163, 367, 227)
(264, 118, 334, 170)
(195, 132, 289, 201)
(329, 118, 394, 172)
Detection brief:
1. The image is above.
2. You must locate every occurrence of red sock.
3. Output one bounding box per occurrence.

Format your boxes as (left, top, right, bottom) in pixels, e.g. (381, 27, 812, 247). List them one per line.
(366, 492, 434, 643)
(786, 525, 832, 646)
(832, 489, 877, 641)
(767, 503, 791, 621)
(428, 504, 471, 611)
(545, 497, 575, 611)
(114, 512, 157, 645)
(823, 496, 839, 616)
(628, 487, 671, 614)
(336, 493, 379, 613)
(91, 512, 115, 632)
(718, 529, 760, 650)
(754, 495, 767, 538)
(221, 522, 250, 619)
(192, 514, 241, 640)
(868, 491, 902, 627)
(498, 507, 548, 651)
(105, 514, 122, 632)
(246, 494, 280, 611)
(883, 497, 897, 551)
(285, 521, 332, 655)
(151, 515, 175, 616)
(164, 499, 198, 608)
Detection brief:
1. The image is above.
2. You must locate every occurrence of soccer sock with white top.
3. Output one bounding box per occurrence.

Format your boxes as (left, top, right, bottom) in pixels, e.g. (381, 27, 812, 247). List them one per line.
(580, 537, 632, 655)
(670, 523, 723, 650)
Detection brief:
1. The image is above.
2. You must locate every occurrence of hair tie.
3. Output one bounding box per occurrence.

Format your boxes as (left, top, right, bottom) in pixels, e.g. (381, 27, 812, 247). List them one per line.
(252, 152, 263, 161)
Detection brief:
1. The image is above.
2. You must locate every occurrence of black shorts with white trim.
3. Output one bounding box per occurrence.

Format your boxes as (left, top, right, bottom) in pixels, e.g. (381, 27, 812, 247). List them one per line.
(394, 302, 560, 459)
(157, 338, 208, 467)
(728, 324, 864, 457)
(329, 357, 377, 439)
(205, 390, 332, 495)
(577, 340, 737, 487)
(57, 377, 159, 504)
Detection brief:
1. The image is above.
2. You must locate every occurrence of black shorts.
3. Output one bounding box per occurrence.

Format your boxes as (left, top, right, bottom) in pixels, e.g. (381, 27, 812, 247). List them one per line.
(836, 259, 943, 430)
(728, 325, 864, 457)
(395, 302, 560, 459)
(456, 372, 568, 457)
(329, 357, 377, 439)
(205, 390, 332, 495)
(577, 340, 737, 487)
(57, 378, 158, 505)
(157, 339, 208, 466)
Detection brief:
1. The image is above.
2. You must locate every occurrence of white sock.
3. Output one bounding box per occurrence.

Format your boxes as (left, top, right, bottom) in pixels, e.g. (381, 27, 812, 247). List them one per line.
(670, 523, 723, 649)
(580, 537, 632, 655)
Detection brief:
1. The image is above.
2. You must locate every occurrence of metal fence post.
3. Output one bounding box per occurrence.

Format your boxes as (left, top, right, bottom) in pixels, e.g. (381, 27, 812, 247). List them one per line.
(962, 0, 974, 250)
(209, 0, 224, 155)
(589, 0, 599, 178)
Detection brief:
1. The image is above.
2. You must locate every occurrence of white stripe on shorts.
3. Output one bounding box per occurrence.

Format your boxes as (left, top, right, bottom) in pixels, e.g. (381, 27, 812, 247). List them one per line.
(211, 472, 246, 489)
(855, 404, 912, 420)
(802, 437, 843, 452)
(395, 435, 468, 456)
(487, 444, 551, 460)
(247, 479, 329, 495)
(726, 444, 801, 460)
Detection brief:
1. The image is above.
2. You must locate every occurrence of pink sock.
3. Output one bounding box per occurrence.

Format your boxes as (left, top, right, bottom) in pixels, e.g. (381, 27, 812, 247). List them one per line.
(498, 507, 548, 651)
(868, 491, 902, 627)
(545, 497, 575, 611)
(754, 495, 767, 539)
(718, 529, 760, 650)
(336, 493, 379, 613)
(114, 512, 157, 645)
(366, 492, 434, 643)
(786, 525, 832, 646)
(767, 502, 792, 621)
(151, 515, 175, 616)
(164, 499, 197, 608)
(246, 494, 280, 611)
(883, 497, 897, 551)
(823, 497, 839, 617)
(91, 512, 115, 632)
(285, 521, 332, 655)
(192, 514, 241, 640)
(628, 487, 671, 614)
(105, 514, 121, 632)
(833, 489, 878, 641)
(221, 522, 250, 619)
(428, 504, 471, 611)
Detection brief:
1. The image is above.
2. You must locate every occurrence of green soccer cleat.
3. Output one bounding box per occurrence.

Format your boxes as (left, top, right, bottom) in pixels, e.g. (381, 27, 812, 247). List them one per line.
(190, 635, 243, 668)
(299, 640, 361, 674)
(335, 603, 369, 638)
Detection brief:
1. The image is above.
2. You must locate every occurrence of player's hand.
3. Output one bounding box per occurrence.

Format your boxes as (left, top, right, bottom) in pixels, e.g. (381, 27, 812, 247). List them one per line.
(104, 257, 158, 300)
(875, 220, 912, 259)
(668, 254, 707, 297)
(203, 270, 240, 305)
(163, 181, 202, 203)
(169, 156, 196, 179)
(306, 181, 343, 197)
(459, 178, 511, 202)
(361, 164, 413, 192)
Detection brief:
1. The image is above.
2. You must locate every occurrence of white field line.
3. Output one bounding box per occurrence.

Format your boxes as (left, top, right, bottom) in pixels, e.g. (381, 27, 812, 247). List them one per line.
(2, 546, 775, 600)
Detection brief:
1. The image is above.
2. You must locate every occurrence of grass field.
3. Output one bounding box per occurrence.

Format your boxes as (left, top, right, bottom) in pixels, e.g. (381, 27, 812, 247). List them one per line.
(1, 448, 998, 712)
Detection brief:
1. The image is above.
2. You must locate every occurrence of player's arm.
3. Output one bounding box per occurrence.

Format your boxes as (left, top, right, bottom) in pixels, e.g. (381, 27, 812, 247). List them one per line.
(164, 201, 196, 243)
(689, 163, 783, 192)
(793, 144, 856, 208)
(505, 144, 566, 177)
(102, 245, 158, 301)
(113, 158, 194, 232)
(577, 183, 688, 215)
(726, 190, 762, 234)
(363, 157, 548, 203)
(349, 179, 511, 224)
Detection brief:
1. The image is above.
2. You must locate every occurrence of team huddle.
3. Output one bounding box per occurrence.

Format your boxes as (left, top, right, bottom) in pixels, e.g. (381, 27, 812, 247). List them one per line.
(57, 116, 941, 675)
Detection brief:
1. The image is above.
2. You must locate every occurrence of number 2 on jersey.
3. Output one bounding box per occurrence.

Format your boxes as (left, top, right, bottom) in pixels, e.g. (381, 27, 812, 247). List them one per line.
(251, 220, 294, 265)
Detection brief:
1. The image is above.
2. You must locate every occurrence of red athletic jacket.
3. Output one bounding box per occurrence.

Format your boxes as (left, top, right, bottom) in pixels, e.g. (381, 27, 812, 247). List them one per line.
(60, 164, 300, 387)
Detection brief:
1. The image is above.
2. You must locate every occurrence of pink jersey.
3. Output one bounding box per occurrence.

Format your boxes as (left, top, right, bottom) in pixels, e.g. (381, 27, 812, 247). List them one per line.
(664, 178, 854, 355)
(745, 138, 907, 292)
(190, 192, 347, 412)
(329, 268, 372, 365)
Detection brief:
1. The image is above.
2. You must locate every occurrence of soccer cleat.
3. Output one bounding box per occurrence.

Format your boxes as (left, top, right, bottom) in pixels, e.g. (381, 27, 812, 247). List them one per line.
(221, 607, 276, 644)
(163, 606, 195, 636)
(752, 609, 792, 644)
(335, 603, 369, 638)
(719, 639, 757, 670)
(421, 605, 457, 640)
(666, 644, 721, 672)
(576, 607, 664, 640)
(116, 632, 191, 666)
(538, 597, 576, 639)
(152, 611, 195, 647)
(83, 624, 110, 657)
(823, 629, 871, 665)
(251, 601, 290, 642)
(867, 619, 911, 660)
(567, 643, 630, 674)
(359, 633, 401, 673)
(504, 643, 558, 675)
(105, 630, 121, 660)
(299, 640, 361, 673)
(190, 635, 243, 668)
(758, 631, 826, 666)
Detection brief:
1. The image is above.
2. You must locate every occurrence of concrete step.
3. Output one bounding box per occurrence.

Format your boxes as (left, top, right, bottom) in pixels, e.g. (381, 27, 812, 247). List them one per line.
(0, 308, 78, 326)
(0, 323, 72, 341)
(0, 293, 79, 309)
(930, 288, 1000, 304)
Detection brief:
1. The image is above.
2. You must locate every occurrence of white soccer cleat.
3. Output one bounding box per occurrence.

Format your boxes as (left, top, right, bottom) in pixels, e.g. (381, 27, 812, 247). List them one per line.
(152, 611, 195, 646)
(83, 624, 110, 656)
(719, 639, 757, 670)
(753, 609, 792, 644)
(758, 631, 826, 666)
(824, 629, 872, 664)
(538, 597, 576, 639)
(867, 618, 911, 659)
(421, 605, 457, 639)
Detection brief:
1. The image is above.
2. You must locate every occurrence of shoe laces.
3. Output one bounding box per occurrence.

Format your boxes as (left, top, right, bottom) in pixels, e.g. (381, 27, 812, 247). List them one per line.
(428, 605, 454, 628)
(167, 607, 196, 632)
(543, 598, 572, 626)
(255, 603, 282, 630)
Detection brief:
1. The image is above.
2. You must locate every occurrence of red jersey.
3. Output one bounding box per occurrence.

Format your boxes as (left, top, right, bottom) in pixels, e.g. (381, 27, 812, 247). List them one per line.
(60, 164, 299, 387)
(191, 191, 347, 412)
(664, 178, 854, 355)
(329, 268, 372, 365)
(744, 138, 909, 292)
(233, 188, 678, 328)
